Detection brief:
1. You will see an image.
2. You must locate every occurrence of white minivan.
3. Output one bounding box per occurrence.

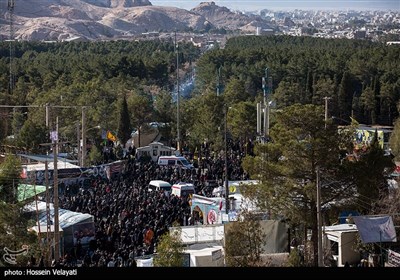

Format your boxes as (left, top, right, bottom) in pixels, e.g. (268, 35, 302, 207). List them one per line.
(157, 155, 194, 170)
(171, 182, 195, 198)
(148, 180, 172, 193)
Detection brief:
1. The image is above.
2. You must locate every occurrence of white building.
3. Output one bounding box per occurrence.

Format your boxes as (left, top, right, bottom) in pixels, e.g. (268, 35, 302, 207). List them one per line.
(323, 224, 360, 267)
(135, 141, 178, 162)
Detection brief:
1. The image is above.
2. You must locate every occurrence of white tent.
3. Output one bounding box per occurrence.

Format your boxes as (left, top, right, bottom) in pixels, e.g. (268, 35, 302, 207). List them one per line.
(24, 161, 80, 171)
(25, 201, 94, 247)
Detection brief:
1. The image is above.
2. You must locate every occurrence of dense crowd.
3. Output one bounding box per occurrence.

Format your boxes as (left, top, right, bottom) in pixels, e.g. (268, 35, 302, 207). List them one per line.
(40, 139, 253, 267)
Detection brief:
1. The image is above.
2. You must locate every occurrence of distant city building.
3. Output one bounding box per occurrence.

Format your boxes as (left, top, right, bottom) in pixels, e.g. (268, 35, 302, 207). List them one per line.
(256, 27, 274, 36)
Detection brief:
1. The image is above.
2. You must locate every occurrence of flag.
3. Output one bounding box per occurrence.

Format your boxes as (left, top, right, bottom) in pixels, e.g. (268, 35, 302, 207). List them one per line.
(353, 215, 397, 243)
(106, 130, 117, 142)
(350, 116, 359, 126)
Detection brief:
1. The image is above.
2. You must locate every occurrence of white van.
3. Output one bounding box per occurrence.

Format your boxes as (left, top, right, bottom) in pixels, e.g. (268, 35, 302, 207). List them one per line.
(148, 180, 172, 193)
(171, 182, 195, 198)
(157, 156, 194, 170)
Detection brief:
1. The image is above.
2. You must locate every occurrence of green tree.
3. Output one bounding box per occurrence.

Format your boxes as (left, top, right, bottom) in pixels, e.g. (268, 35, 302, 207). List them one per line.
(273, 80, 302, 108)
(117, 95, 131, 146)
(312, 76, 336, 106)
(228, 101, 257, 142)
(360, 86, 377, 124)
(286, 247, 303, 267)
(304, 70, 314, 104)
(153, 89, 173, 125)
(153, 89, 174, 142)
(0, 155, 22, 203)
(349, 131, 395, 213)
(153, 228, 184, 267)
(0, 155, 40, 267)
(389, 117, 400, 161)
(337, 71, 354, 121)
(88, 145, 103, 166)
(241, 104, 355, 267)
(0, 202, 40, 267)
(11, 109, 27, 138)
(127, 91, 153, 147)
(186, 93, 225, 149)
(223, 77, 249, 106)
(17, 119, 48, 154)
(224, 210, 266, 267)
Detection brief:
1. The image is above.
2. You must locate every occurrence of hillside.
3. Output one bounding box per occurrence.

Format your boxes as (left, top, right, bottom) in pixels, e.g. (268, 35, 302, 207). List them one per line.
(0, 0, 272, 41)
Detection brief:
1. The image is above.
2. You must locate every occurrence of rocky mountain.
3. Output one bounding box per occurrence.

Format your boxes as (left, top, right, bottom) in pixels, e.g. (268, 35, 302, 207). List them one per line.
(191, 2, 250, 30)
(0, 0, 272, 41)
(191, 2, 272, 32)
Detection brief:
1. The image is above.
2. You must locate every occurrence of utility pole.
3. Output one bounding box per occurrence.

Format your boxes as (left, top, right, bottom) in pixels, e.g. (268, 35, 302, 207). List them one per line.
(81, 107, 86, 167)
(316, 166, 323, 267)
(224, 105, 229, 215)
(267, 76, 272, 138)
(56, 116, 59, 155)
(262, 68, 272, 140)
(262, 68, 268, 139)
(257, 102, 262, 136)
(52, 139, 59, 262)
(324, 97, 331, 129)
(45, 104, 50, 129)
(216, 66, 222, 96)
(175, 31, 181, 153)
(44, 161, 52, 265)
(76, 122, 81, 168)
(40, 137, 69, 263)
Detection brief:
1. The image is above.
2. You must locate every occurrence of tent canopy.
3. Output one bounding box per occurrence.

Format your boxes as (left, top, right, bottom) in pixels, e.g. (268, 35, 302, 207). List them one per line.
(25, 201, 93, 229)
(18, 184, 47, 202)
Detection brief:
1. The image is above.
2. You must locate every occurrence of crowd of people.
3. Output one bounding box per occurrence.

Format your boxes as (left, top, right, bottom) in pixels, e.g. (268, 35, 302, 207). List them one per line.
(39, 139, 254, 267)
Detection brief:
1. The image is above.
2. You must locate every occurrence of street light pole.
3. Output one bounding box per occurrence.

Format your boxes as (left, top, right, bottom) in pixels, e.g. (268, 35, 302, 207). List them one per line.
(224, 105, 229, 215)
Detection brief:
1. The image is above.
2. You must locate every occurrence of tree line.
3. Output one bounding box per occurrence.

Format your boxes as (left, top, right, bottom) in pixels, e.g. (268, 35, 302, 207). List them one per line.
(0, 39, 200, 153)
(195, 35, 400, 126)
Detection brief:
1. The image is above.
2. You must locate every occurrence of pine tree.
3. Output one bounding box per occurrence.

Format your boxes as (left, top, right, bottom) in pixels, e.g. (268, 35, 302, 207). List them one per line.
(117, 95, 131, 147)
(0, 155, 22, 203)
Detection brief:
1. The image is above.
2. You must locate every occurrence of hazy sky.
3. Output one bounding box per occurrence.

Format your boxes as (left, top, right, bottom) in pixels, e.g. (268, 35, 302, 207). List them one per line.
(150, 0, 400, 11)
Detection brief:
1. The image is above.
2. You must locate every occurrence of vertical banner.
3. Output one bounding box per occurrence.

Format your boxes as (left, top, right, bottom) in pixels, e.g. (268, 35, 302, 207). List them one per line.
(388, 249, 400, 267)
